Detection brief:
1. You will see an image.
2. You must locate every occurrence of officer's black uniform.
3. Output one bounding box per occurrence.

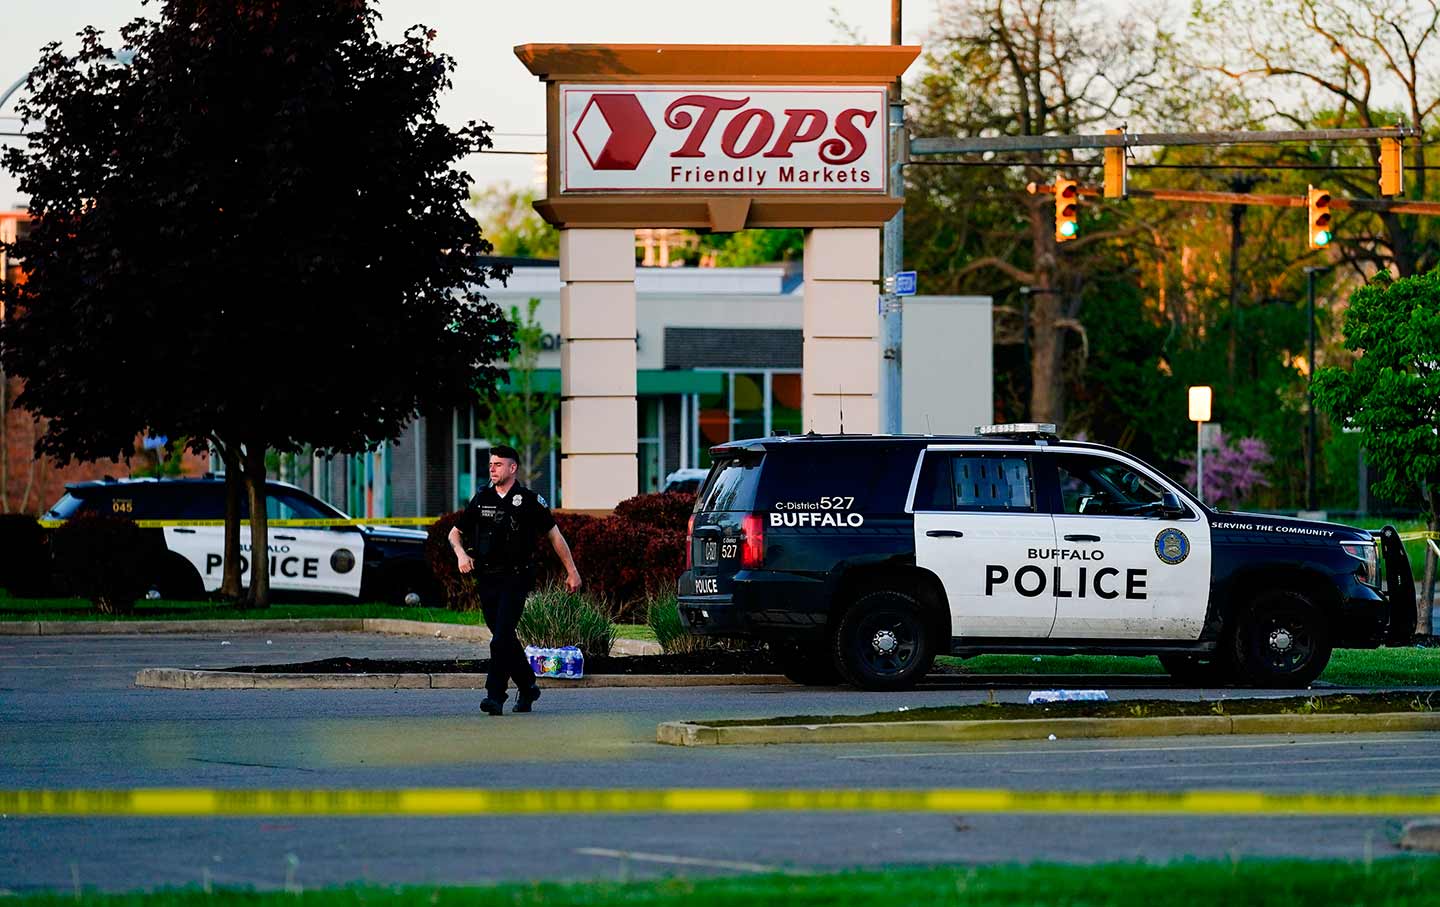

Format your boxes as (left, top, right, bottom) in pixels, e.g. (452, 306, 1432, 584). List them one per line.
(454, 482, 555, 703)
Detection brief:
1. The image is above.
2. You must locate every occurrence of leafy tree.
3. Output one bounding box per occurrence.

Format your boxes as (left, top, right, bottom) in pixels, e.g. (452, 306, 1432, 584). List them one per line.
(1314, 269, 1440, 633)
(479, 297, 558, 487)
(1, 1, 514, 605)
(472, 185, 559, 259)
(1191, 0, 1440, 277)
(909, 0, 1165, 426)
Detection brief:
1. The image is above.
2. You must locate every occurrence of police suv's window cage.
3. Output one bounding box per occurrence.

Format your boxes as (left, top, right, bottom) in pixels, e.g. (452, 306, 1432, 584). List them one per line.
(752, 445, 914, 513)
(913, 453, 1035, 513)
(694, 453, 764, 513)
(1054, 453, 1189, 517)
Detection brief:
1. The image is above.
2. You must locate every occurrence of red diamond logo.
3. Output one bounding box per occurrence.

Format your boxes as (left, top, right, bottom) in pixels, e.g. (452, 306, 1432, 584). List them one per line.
(573, 94, 656, 171)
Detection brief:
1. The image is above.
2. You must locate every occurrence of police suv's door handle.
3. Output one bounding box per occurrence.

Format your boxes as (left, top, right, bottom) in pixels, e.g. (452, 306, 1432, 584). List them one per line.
(275, 535, 297, 541)
(1064, 534, 1101, 542)
(174, 528, 196, 535)
(925, 530, 965, 538)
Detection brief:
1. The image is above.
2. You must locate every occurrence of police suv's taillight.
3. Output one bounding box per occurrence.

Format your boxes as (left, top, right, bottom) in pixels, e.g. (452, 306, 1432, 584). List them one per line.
(686, 514, 695, 570)
(740, 513, 764, 568)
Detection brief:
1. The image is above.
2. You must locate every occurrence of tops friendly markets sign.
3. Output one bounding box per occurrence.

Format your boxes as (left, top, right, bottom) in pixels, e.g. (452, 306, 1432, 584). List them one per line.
(561, 85, 888, 193)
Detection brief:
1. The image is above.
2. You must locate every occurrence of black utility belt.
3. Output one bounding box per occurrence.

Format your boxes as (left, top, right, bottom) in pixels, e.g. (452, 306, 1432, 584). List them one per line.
(474, 565, 532, 577)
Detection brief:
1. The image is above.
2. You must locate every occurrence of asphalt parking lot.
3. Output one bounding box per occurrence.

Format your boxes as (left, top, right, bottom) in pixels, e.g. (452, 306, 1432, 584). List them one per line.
(3, 632, 1438, 891)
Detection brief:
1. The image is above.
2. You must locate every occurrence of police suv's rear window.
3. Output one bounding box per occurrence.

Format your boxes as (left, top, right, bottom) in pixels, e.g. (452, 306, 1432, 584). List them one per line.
(752, 444, 917, 514)
(695, 454, 764, 513)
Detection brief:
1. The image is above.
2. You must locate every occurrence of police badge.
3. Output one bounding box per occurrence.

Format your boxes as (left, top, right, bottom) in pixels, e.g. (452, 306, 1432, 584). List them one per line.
(1154, 528, 1190, 565)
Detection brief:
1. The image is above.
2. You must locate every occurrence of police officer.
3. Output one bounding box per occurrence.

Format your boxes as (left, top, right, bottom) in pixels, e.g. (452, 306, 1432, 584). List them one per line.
(448, 445, 582, 716)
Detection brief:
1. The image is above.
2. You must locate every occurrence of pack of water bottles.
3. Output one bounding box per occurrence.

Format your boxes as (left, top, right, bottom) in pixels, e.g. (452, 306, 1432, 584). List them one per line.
(1027, 689, 1109, 704)
(524, 645, 584, 679)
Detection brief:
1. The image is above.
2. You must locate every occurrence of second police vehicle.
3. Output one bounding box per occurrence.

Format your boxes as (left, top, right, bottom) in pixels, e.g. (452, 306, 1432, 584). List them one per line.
(678, 424, 1416, 690)
(47, 477, 437, 604)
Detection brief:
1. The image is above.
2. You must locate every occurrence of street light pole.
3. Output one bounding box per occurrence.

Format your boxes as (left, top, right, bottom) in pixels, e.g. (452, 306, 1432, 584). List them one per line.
(1304, 266, 1331, 511)
(881, 0, 905, 434)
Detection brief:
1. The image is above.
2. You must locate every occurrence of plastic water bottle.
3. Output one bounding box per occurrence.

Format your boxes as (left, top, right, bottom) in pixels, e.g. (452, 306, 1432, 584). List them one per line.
(561, 646, 584, 679)
(1027, 690, 1109, 704)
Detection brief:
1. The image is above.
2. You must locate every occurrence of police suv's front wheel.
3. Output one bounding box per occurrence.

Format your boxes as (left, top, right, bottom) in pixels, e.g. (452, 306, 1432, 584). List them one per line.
(1228, 589, 1333, 688)
(832, 590, 936, 691)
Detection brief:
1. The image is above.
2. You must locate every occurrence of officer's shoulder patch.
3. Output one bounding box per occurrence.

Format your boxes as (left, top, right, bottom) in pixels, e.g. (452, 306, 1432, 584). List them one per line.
(1154, 528, 1190, 565)
(537, 494, 548, 508)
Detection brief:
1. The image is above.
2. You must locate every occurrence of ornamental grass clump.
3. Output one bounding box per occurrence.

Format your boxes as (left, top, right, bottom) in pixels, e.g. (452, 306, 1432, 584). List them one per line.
(517, 585, 616, 656)
(647, 592, 706, 654)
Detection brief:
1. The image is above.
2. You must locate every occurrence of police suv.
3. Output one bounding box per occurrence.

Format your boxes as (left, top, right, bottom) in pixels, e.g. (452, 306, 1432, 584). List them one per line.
(47, 477, 437, 604)
(677, 425, 1416, 690)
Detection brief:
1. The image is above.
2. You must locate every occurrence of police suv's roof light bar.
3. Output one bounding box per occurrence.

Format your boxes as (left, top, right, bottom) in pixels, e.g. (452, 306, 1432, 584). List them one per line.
(976, 423, 1059, 440)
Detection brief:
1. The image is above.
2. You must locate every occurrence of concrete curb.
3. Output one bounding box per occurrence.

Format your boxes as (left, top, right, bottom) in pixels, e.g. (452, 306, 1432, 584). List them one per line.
(135, 668, 791, 690)
(655, 711, 1440, 746)
(1401, 820, 1440, 853)
(0, 616, 666, 655)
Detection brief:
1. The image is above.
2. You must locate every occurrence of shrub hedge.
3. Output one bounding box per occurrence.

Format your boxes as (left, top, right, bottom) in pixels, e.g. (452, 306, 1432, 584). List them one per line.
(426, 491, 696, 621)
(50, 513, 153, 613)
(0, 514, 51, 596)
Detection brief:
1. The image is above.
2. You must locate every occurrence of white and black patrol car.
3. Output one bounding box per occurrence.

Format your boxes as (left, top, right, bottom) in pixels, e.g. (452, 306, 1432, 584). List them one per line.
(47, 477, 437, 604)
(677, 424, 1417, 690)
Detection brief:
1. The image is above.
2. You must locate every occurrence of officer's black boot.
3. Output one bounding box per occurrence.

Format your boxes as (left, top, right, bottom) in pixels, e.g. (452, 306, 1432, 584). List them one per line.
(479, 696, 505, 716)
(514, 685, 542, 713)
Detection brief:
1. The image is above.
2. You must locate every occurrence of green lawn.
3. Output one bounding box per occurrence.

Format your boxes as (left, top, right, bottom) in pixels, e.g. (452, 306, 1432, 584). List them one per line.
(941, 647, 1440, 687)
(7, 861, 1440, 907)
(0, 591, 657, 642)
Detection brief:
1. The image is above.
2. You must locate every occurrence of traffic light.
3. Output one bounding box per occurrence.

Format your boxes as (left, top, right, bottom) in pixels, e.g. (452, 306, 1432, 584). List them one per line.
(1379, 137, 1403, 196)
(1306, 185, 1332, 250)
(1104, 129, 1127, 199)
(1055, 177, 1079, 242)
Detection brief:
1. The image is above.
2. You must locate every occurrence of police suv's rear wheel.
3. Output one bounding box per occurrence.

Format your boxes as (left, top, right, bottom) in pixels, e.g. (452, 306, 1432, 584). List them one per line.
(1228, 589, 1332, 688)
(832, 590, 935, 691)
(772, 640, 843, 685)
(1157, 654, 1231, 687)
(150, 554, 204, 602)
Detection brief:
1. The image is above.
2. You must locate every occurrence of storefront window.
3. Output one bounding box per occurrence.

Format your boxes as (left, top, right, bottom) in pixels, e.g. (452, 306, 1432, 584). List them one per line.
(771, 373, 803, 436)
(638, 398, 663, 493)
(691, 370, 801, 468)
(732, 372, 765, 443)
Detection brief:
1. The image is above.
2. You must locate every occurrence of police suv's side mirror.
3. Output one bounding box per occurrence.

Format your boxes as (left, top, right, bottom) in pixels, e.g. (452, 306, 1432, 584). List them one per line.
(1160, 491, 1185, 519)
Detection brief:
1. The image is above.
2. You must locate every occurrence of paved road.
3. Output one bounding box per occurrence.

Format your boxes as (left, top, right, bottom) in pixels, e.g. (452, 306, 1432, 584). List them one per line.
(2, 632, 1437, 892)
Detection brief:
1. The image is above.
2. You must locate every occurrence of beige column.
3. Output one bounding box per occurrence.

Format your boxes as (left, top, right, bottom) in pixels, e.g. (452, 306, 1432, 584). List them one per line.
(558, 228, 638, 509)
(802, 228, 881, 433)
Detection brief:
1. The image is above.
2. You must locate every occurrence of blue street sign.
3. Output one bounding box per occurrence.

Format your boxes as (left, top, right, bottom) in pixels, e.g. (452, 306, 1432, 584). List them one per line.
(894, 270, 918, 296)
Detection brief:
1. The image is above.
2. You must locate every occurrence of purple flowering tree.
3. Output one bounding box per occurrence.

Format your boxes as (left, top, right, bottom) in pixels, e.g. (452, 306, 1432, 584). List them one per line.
(1179, 433, 1272, 509)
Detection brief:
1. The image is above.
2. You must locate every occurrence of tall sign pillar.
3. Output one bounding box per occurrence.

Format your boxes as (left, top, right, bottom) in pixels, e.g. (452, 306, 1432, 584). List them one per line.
(518, 44, 919, 507)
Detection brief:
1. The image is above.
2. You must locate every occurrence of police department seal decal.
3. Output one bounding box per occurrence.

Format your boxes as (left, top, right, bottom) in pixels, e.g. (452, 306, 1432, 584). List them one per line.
(331, 548, 356, 574)
(1154, 529, 1189, 565)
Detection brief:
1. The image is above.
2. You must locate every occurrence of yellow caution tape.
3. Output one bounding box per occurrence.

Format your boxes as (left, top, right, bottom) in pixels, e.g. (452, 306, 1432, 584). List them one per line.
(1398, 531, 1440, 541)
(2, 788, 1438, 817)
(37, 517, 437, 529)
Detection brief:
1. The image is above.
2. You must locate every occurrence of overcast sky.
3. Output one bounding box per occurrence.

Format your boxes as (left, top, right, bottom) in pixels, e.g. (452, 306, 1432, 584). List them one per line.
(1, 0, 954, 210)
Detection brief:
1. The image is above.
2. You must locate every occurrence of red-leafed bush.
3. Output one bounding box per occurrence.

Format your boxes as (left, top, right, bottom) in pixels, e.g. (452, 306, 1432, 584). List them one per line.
(439, 493, 694, 619)
(612, 492, 696, 531)
(0, 514, 51, 596)
(424, 511, 479, 610)
(51, 513, 153, 613)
